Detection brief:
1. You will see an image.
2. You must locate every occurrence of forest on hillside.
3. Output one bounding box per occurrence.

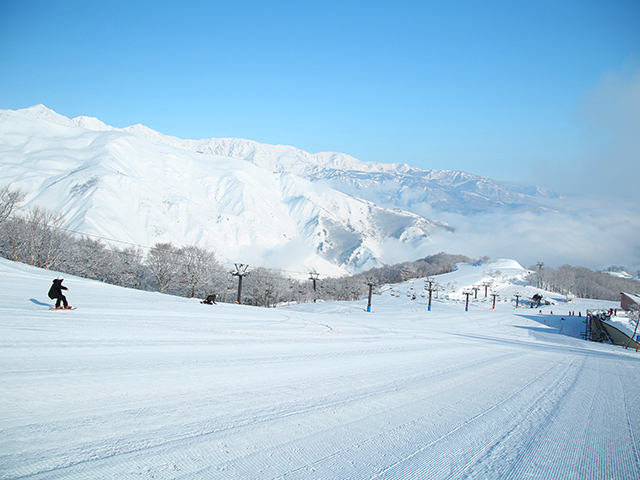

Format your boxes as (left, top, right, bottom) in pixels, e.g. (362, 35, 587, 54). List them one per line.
(527, 264, 640, 301)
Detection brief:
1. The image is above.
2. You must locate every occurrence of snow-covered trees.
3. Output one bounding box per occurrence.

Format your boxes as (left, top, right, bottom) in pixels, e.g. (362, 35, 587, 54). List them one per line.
(0, 185, 25, 225)
(530, 264, 640, 300)
(140, 244, 226, 298)
(0, 215, 26, 261)
(353, 252, 473, 285)
(0, 191, 298, 303)
(0, 205, 65, 269)
(24, 206, 66, 269)
(111, 247, 146, 289)
(175, 245, 225, 298)
(241, 267, 280, 307)
(59, 236, 112, 281)
(146, 243, 178, 294)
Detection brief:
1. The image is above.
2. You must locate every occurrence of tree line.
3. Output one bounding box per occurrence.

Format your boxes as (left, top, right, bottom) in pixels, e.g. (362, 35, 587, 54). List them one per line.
(527, 264, 640, 301)
(352, 253, 475, 285)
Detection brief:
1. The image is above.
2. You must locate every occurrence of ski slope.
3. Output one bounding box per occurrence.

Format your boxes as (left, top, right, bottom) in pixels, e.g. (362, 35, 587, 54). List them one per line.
(2, 257, 640, 479)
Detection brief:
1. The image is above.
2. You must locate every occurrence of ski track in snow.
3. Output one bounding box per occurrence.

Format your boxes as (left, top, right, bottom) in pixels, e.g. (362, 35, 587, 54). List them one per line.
(1, 258, 640, 479)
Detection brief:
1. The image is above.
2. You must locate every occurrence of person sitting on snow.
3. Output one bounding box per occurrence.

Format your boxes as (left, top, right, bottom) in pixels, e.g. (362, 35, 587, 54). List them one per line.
(201, 294, 217, 305)
(48, 278, 71, 309)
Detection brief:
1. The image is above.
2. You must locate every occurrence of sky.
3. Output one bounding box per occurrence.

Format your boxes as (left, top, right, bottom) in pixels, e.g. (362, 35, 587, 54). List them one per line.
(0, 0, 639, 196)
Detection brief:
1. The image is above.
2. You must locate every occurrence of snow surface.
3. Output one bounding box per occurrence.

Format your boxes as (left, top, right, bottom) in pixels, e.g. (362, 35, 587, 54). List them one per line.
(608, 270, 638, 280)
(2, 257, 640, 479)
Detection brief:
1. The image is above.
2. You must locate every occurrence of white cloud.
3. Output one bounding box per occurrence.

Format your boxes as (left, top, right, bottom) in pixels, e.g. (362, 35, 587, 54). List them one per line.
(426, 201, 640, 272)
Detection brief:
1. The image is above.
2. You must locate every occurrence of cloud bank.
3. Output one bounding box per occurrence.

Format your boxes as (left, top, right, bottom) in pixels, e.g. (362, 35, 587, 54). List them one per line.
(425, 197, 640, 271)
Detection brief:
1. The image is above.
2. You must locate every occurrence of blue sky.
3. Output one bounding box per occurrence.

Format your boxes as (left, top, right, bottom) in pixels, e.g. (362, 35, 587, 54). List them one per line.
(1, 0, 639, 193)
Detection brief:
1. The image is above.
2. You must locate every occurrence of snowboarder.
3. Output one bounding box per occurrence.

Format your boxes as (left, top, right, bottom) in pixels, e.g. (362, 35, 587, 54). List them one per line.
(48, 278, 71, 309)
(201, 294, 217, 305)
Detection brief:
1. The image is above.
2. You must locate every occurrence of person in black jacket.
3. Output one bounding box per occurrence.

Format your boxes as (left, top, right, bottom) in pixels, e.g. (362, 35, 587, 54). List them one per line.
(201, 294, 217, 305)
(48, 278, 70, 309)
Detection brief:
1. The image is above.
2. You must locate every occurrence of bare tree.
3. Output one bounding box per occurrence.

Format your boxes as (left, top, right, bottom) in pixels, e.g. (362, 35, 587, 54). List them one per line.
(146, 243, 178, 293)
(242, 267, 288, 307)
(177, 245, 220, 298)
(59, 236, 125, 282)
(113, 246, 147, 289)
(0, 185, 25, 225)
(24, 206, 65, 269)
(0, 216, 27, 261)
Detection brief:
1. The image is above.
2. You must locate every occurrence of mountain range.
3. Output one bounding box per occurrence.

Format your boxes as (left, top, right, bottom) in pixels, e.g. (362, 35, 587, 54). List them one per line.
(0, 105, 629, 274)
(113, 121, 561, 215)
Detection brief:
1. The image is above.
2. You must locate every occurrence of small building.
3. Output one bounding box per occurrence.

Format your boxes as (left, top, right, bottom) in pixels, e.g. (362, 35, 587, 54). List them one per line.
(621, 292, 640, 312)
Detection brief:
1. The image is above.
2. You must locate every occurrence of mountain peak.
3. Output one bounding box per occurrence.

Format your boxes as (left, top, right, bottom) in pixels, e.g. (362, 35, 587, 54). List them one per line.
(14, 104, 69, 123)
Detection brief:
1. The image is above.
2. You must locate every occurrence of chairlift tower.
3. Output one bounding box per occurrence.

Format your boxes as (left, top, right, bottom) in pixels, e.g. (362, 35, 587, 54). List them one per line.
(513, 292, 522, 309)
(425, 278, 437, 311)
(308, 272, 319, 291)
(365, 277, 376, 313)
(472, 285, 481, 300)
(231, 263, 250, 304)
(463, 291, 473, 312)
(490, 292, 499, 309)
(309, 272, 320, 302)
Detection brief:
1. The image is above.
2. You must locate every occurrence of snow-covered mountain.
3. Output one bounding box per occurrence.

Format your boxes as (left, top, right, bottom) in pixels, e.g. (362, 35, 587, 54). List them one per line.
(0, 105, 454, 274)
(106, 123, 561, 215)
(2, 105, 636, 274)
(15, 104, 555, 215)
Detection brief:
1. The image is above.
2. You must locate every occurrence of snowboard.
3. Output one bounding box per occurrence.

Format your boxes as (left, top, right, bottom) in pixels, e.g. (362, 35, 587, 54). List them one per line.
(49, 307, 76, 310)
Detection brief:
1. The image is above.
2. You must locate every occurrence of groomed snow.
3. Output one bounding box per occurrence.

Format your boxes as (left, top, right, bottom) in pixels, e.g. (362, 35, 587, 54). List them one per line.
(1, 258, 639, 479)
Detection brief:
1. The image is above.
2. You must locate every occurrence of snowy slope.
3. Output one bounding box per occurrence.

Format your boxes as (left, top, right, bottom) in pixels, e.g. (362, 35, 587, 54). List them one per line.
(2, 257, 639, 479)
(608, 270, 638, 280)
(0, 105, 450, 274)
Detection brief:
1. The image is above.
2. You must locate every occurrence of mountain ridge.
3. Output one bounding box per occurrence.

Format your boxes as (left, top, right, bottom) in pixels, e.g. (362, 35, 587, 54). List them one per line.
(0, 105, 454, 275)
(6, 104, 560, 216)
